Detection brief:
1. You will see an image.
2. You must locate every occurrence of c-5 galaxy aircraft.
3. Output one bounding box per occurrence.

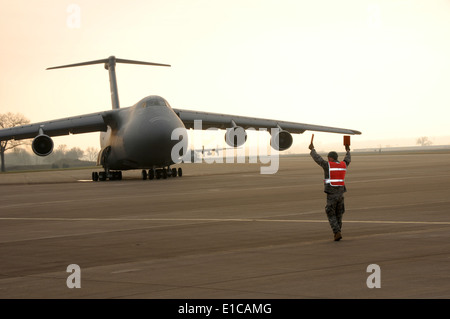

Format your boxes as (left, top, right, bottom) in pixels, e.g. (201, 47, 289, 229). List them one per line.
(0, 56, 361, 181)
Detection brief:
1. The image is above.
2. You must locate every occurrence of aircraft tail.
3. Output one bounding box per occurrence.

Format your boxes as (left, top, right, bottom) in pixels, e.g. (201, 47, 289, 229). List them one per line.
(47, 56, 170, 110)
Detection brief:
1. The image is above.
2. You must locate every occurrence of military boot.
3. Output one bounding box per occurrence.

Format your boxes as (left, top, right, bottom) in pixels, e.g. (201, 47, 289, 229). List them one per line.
(334, 232, 342, 241)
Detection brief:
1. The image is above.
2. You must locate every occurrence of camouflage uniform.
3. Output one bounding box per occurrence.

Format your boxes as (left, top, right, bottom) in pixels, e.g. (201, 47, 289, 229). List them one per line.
(310, 149, 351, 236)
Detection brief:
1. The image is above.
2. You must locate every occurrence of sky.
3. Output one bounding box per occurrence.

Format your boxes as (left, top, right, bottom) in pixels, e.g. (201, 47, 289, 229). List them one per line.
(1, 0, 450, 154)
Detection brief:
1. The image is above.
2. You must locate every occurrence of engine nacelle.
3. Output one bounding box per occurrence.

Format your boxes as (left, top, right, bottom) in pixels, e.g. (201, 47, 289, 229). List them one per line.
(32, 134, 54, 156)
(224, 126, 247, 147)
(270, 130, 293, 151)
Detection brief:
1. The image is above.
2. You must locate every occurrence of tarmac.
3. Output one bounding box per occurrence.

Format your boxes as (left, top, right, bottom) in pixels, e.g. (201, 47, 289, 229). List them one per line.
(0, 152, 449, 299)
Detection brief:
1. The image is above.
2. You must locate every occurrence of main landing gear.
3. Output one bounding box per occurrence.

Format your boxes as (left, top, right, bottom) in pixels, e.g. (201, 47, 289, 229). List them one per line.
(141, 167, 183, 180)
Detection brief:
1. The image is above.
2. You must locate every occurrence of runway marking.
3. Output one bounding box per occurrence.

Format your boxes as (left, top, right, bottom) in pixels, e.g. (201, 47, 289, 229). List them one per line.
(0, 217, 449, 225)
(349, 173, 450, 184)
(110, 269, 141, 274)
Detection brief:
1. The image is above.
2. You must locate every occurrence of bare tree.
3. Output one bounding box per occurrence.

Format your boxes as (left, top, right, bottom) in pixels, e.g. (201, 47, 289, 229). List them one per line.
(65, 147, 84, 160)
(85, 146, 99, 162)
(416, 136, 433, 147)
(0, 112, 30, 172)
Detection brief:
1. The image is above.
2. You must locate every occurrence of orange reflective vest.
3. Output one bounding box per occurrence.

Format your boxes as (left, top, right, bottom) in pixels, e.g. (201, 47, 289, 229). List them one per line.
(325, 161, 347, 186)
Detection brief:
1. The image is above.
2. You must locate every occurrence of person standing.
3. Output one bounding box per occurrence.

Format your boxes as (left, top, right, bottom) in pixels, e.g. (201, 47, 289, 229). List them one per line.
(309, 140, 351, 241)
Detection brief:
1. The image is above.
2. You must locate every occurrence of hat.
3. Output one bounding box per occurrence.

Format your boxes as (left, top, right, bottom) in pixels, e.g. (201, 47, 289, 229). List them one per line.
(327, 151, 338, 160)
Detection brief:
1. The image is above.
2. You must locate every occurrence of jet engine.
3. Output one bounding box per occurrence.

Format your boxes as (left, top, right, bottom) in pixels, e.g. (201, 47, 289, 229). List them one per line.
(270, 129, 293, 151)
(32, 134, 54, 156)
(224, 126, 247, 147)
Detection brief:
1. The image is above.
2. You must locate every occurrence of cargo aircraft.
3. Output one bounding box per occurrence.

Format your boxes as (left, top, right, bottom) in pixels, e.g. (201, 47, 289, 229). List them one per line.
(0, 56, 361, 181)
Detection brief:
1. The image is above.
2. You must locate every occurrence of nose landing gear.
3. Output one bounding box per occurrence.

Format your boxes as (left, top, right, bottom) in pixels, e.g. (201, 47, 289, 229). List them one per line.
(141, 167, 182, 180)
(92, 169, 122, 181)
(92, 167, 182, 182)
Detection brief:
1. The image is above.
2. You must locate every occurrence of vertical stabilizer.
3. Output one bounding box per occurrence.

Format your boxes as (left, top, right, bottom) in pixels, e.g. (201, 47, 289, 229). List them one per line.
(105, 56, 120, 109)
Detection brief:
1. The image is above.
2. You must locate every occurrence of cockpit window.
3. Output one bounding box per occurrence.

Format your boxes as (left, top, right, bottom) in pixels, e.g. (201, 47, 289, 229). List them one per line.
(145, 96, 171, 108)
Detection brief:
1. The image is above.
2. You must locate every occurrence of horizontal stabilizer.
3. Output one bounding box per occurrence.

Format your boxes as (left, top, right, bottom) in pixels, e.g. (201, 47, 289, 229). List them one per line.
(115, 58, 171, 68)
(46, 56, 171, 70)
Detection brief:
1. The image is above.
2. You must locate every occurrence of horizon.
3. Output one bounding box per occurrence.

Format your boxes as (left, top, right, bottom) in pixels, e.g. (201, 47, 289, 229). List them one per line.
(1, 1, 449, 152)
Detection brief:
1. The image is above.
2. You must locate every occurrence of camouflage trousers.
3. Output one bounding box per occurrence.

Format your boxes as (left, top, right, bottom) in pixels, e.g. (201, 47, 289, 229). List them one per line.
(325, 192, 345, 234)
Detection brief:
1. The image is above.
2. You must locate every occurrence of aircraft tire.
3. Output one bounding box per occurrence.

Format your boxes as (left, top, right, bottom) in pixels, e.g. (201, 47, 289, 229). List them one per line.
(99, 172, 107, 181)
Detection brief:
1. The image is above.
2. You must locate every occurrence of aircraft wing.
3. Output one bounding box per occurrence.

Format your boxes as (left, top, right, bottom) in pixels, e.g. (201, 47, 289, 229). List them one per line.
(0, 110, 117, 141)
(173, 109, 361, 135)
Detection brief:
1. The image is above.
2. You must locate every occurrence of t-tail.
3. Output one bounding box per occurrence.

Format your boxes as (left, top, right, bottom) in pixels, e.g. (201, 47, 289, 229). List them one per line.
(46, 56, 170, 110)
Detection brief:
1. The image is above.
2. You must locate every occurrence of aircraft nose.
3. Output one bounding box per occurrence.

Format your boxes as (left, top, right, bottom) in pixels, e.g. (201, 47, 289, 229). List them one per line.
(122, 107, 186, 167)
(140, 117, 184, 164)
(147, 118, 178, 148)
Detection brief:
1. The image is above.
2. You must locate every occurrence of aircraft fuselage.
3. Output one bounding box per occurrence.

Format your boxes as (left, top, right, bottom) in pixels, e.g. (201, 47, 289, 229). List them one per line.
(99, 95, 185, 170)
